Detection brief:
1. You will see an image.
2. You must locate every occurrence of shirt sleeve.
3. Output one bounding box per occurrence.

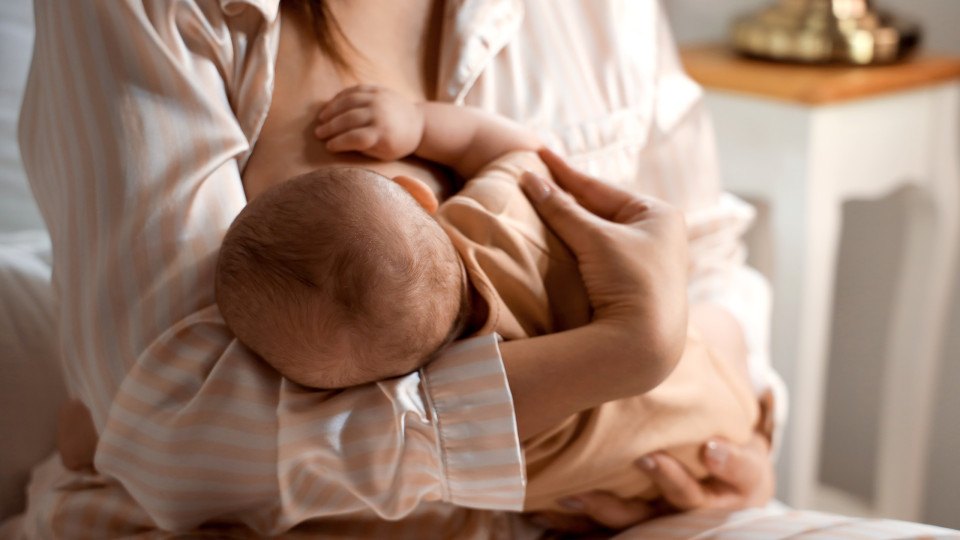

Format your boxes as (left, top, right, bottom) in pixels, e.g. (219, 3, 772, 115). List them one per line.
(496, 1, 786, 456)
(19, 0, 523, 534)
(648, 8, 789, 455)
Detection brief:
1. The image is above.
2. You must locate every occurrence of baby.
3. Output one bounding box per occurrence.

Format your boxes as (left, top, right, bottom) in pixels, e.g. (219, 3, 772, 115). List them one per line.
(59, 86, 759, 512)
(216, 84, 547, 388)
(215, 165, 469, 389)
(215, 86, 760, 510)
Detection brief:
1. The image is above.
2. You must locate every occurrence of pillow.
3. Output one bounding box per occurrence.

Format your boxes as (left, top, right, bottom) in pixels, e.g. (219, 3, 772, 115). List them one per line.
(0, 0, 43, 233)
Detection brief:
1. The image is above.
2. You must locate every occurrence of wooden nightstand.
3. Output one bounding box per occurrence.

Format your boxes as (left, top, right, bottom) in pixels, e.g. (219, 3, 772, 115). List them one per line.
(681, 45, 960, 520)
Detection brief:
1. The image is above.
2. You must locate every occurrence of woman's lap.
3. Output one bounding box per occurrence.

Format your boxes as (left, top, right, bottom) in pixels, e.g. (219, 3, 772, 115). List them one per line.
(8, 458, 957, 540)
(612, 506, 960, 540)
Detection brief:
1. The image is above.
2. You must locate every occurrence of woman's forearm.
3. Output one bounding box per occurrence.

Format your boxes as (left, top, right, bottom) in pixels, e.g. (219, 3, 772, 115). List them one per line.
(506, 304, 753, 442)
(502, 322, 678, 442)
(506, 155, 692, 442)
(504, 307, 746, 442)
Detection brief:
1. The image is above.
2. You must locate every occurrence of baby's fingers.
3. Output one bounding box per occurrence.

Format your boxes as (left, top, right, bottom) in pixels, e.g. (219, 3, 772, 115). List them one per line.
(317, 90, 374, 124)
(325, 127, 379, 153)
(315, 108, 374, 140)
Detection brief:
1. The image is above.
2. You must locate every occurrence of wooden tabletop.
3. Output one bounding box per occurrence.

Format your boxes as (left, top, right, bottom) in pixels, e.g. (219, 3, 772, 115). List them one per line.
(680, 44, 960, 105)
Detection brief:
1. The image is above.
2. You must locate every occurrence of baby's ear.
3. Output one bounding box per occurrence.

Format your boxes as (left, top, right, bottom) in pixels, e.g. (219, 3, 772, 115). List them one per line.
(392, 175, 439, 214)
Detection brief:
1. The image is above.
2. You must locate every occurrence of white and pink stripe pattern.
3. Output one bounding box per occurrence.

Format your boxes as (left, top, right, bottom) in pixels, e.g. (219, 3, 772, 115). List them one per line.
(11, 0, 935, 537)
(15, 0, 524, 535)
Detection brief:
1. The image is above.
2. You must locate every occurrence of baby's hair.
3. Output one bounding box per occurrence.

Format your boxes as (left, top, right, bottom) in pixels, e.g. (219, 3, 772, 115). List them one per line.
(216, 167, 466, 388)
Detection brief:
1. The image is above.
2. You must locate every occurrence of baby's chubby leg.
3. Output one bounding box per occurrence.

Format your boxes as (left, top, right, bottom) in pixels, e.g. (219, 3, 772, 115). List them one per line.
(57, 399, 98, 472)
(522, 329, 760, 512)
(689, 304, 752, 390)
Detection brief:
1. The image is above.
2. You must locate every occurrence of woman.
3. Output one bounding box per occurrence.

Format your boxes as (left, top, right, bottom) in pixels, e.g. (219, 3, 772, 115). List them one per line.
(14, 0, 777, 537)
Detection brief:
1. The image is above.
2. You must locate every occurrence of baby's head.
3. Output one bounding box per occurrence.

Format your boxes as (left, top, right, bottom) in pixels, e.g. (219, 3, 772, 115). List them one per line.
(216, 167, 468, 388)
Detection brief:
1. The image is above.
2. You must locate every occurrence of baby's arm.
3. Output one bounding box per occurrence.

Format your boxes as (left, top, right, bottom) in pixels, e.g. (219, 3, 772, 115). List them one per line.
(414, 101, 540, 178)
(315, 85, 539, 178)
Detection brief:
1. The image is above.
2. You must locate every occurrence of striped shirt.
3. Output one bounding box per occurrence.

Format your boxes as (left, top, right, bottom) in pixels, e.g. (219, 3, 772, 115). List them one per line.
(10, 0, 797, 537)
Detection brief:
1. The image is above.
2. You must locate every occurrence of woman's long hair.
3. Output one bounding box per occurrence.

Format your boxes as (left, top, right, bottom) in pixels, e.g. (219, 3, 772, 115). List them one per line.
(282, 0, 355, 72)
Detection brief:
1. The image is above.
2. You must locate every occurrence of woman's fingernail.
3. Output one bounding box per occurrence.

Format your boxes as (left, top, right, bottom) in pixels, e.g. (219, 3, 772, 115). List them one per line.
(521, 171, 552, 201)
(637, 455, 657, 471)
(557, 497, 585, 511)
(705, 440, 729, 467)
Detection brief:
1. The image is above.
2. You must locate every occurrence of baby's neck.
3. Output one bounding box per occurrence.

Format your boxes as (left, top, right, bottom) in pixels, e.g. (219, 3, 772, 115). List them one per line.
(463, 282, 490, 337)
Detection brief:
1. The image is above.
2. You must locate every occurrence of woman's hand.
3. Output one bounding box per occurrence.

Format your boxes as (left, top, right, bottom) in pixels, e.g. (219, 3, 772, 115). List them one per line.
(529, 434, 776, 534)
(518, 149, 775, 533)
(519, 148, 690, 394)
(507, 148, 691, 438)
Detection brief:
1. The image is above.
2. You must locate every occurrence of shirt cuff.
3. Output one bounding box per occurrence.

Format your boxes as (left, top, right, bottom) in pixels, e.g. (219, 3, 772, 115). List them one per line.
(420, 333, 525, 511)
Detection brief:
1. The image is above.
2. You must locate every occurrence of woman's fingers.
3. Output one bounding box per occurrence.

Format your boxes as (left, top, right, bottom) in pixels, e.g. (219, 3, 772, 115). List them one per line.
(537, 147, 637, 222)
(702, 439, 758, 488)
(701, 435, 775, 507)
(519, 171, 605, 251)
(640, 438, 775, 513)
(529, 440, 775, 535)
(325, 127, 379, 153)
(557, 492, 656, 530)
(315, 108, 374, 139)
(639, 453, 707, 510)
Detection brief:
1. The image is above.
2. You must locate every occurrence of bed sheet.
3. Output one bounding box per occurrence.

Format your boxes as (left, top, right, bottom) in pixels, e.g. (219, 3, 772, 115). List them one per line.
(610, 506, 960, 540)
(0, 0, 44, 234)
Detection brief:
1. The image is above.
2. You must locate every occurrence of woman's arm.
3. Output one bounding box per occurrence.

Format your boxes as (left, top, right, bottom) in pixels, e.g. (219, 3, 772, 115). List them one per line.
(519, 150, 777, 535)
(503, 153, 691, 440)
(23, 2, 693, 535)
(528, 431, 776, 533)
(21, 1, 527, 533)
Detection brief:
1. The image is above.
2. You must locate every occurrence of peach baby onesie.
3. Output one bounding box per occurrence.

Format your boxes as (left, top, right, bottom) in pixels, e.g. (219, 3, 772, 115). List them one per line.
(435, 151, 760, 511)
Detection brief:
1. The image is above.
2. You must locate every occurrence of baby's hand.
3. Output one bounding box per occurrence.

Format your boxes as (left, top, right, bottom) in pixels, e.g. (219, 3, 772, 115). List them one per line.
(315, 85, 425, 161)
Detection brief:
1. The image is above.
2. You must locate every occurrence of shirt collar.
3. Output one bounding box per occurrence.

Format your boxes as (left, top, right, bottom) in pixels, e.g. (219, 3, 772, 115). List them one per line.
(227, 0, 520, 102)
(219, 0, 280, 23)
(436, 0, 524, 103)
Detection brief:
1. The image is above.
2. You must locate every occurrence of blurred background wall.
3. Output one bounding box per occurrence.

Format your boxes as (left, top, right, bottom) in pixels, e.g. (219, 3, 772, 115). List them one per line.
(663, 0, 960, 528)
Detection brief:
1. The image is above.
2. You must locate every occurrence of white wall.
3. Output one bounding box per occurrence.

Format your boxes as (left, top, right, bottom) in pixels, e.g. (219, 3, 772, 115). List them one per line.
(663, 0, 960, 529)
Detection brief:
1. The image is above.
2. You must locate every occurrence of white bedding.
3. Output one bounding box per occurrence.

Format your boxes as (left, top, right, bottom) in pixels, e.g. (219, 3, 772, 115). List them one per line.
(0, 0, 42, 233)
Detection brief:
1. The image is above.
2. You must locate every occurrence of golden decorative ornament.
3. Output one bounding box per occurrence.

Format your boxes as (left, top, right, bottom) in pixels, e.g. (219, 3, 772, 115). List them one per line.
(731, 0, 921, 64)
